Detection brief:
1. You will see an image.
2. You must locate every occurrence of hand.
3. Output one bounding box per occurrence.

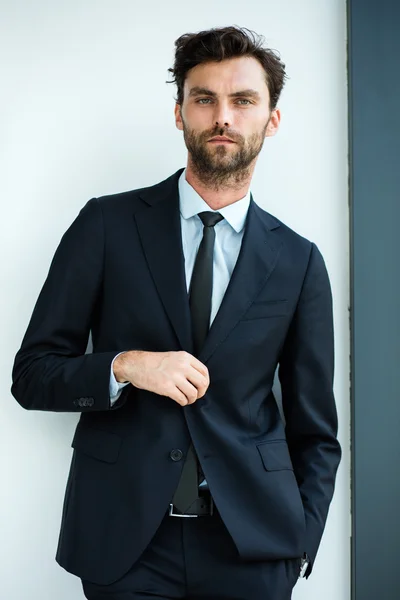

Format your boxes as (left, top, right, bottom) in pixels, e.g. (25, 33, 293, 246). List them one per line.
(113, 350, 210, 406)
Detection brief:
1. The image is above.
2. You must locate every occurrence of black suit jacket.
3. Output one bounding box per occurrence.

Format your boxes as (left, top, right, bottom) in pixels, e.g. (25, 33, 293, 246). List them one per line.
(11, 168, 341, 585)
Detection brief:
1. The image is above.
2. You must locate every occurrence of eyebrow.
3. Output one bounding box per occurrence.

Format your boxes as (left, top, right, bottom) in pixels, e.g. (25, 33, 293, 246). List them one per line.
(188, 86, 261, 100)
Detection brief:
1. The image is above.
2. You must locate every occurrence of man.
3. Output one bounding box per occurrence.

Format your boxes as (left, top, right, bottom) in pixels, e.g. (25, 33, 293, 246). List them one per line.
(12, 26, 341, 600)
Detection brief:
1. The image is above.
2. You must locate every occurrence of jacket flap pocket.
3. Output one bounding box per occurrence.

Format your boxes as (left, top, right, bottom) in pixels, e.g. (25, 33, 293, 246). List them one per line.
(242, 300, 288, 321)
(257, 440, 293, 471)
(71, 426, 122, 463)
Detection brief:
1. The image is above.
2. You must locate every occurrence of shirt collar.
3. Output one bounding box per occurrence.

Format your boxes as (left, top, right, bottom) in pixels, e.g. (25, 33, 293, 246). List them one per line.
(178, 168, 251, 233)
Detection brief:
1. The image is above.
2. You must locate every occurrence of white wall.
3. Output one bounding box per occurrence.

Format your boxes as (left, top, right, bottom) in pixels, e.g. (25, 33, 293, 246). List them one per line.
(1, 2, 350, 599)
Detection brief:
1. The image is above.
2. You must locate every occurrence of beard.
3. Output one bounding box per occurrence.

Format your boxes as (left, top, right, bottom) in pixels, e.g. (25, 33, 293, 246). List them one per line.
(181, 115, 270, 189)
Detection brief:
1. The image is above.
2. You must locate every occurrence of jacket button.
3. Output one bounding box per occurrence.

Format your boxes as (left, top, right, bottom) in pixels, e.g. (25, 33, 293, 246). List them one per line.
(170, 449, 183, 462)
(73, 397, 95, 408)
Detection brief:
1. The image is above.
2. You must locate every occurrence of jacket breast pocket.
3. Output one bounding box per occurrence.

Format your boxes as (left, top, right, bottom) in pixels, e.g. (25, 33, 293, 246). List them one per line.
(71, 425, 122, 464)
(257, 440, 294, 471)
(241, 299, 288, 321)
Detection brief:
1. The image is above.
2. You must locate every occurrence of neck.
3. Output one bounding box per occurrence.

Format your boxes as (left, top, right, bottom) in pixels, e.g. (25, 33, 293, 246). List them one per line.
(184, 161, 255, 210)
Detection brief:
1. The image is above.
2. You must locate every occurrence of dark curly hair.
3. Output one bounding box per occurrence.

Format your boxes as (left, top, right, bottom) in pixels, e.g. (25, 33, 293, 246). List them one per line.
(167, 26, 287, 110)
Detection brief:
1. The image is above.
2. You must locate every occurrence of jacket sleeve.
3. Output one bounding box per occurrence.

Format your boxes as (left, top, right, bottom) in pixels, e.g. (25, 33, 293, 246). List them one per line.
(11, 198, 129, 412)
(278, 242, 342, 576)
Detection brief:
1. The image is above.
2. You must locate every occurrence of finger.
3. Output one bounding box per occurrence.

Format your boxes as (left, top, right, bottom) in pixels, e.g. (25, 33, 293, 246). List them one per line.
(189, 356, 210, 384)
(168, 386, 189, 406)
(175, 377, 199, 404)
(186, 369, 208, 398)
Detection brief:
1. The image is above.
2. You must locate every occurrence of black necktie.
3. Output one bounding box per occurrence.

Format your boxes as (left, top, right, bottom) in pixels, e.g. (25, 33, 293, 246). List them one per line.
(172, 211, 224, 513)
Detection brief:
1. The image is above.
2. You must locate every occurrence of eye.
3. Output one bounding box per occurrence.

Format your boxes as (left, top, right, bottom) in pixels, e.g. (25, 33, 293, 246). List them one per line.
(196, 98, 213, 104)
(235, 99, 252, 105)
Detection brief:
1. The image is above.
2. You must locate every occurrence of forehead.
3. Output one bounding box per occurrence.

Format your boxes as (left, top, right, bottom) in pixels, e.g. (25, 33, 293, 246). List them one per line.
(184, 56, 269, 98)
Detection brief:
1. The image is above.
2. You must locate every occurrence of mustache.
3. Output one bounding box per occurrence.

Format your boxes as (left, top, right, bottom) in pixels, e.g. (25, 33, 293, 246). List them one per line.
(201, 128, 243, 143)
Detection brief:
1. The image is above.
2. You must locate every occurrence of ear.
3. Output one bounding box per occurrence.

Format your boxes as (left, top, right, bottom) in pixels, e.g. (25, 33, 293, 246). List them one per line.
(175, 103, 184, 131)
(265, 108, 281, 138)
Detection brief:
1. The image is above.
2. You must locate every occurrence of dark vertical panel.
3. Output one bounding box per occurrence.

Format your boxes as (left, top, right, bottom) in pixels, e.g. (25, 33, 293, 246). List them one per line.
(349, 1, 400, 599)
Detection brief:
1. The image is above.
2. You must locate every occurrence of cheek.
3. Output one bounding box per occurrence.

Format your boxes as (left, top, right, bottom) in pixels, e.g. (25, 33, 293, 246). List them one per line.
(185, 108, 209, 130)
(233, 111, 262, 132)
(235, 118, 259, 140)
(245, 116, 269, 138)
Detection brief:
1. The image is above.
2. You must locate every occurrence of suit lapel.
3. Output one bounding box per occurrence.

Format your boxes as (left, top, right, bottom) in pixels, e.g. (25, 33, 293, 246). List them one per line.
(133, 171, 283, 364)
(199, 199, 282, 364)
(134, 170, 193, 353)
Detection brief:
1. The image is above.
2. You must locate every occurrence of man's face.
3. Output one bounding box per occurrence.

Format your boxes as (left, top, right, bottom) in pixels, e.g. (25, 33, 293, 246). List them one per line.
(174, 56, 280, 185)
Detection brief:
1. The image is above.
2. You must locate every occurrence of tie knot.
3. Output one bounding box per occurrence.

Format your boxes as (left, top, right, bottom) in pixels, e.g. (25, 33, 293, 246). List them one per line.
(198, 211, 224, 228)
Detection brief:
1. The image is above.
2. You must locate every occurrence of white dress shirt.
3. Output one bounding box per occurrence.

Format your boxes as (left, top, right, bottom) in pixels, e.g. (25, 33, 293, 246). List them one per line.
(109, 168, 251, 404)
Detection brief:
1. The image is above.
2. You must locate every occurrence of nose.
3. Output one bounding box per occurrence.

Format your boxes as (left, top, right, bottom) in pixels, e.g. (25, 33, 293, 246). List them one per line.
(213, 101, 233, 130)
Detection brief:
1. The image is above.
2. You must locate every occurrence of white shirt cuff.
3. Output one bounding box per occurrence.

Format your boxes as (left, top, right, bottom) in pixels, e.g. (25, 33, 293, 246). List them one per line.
(110, 352, 130, 406)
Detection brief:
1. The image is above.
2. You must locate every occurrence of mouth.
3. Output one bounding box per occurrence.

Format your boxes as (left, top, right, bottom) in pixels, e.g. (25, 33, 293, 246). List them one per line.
(208, 136, 235, 144)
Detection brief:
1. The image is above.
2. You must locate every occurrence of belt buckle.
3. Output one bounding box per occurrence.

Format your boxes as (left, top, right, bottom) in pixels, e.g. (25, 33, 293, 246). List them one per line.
(169, 496, 214, 518)
(169, 504, 199, 518)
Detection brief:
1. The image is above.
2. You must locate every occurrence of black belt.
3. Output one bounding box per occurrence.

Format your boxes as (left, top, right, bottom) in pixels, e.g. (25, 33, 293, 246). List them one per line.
(169, 493, 214, 517)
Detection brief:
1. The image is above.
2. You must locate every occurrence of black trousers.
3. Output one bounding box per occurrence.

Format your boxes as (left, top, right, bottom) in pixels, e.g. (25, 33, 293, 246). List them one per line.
(82, 508, 301, 600)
